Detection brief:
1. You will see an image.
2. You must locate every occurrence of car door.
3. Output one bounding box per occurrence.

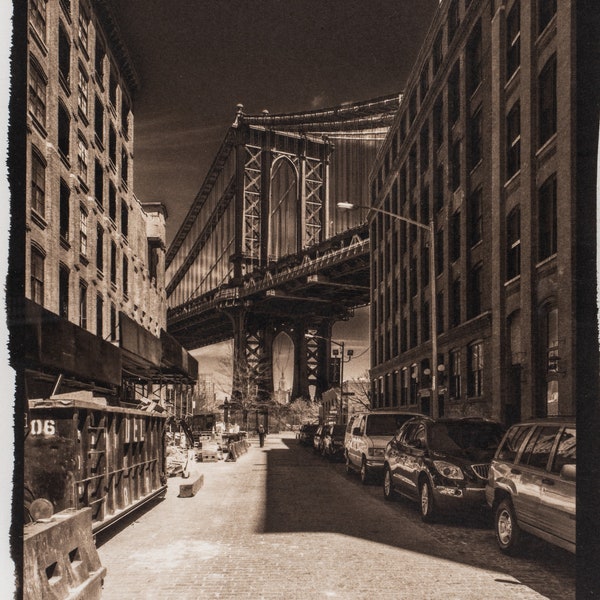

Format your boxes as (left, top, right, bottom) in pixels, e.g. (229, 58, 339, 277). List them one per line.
(394, 423, 422, 498)
(386, 430, 403, 482)
(539, 426, 576, 547)
(513, 425, 561, 531)
(348, 415, 364, 468)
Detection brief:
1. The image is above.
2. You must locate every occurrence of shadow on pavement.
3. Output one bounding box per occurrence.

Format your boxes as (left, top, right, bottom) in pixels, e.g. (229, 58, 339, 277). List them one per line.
(263, 437, 575, 600)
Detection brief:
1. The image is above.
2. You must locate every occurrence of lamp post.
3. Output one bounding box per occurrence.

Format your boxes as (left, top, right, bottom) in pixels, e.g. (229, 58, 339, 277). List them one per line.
(337, 201, 439, 418)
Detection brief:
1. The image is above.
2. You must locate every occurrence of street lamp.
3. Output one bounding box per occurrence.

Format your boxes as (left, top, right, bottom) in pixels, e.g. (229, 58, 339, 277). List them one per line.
(338, 201, 440, 418)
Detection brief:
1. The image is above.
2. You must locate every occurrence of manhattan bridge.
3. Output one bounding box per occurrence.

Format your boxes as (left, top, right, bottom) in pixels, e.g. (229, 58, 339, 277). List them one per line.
(166, 95, 399, 402)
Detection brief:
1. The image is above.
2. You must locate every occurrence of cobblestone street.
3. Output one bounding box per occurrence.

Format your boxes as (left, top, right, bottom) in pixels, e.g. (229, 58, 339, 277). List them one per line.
(96, 433, 575, 599)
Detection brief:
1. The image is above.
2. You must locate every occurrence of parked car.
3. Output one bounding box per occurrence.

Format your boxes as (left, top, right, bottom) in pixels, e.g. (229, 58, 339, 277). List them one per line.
(486, 417, 576, 555)
(298, 423, 319, 446)
(321, 424, 346, 460)
(313, 425, 328, 453)
(383, 416, 505, 522)
(345, 410, 419, 484)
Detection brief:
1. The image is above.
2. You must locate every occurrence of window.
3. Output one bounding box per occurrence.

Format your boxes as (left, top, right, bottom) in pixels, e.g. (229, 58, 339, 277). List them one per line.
(31, 148, 46, 217)
(410, 257, 418, 297)
(58, 25, 70, 87)
(110, 241, 117, 285)
(109, 65, 117, 108)
(450, 211, 461, 262)
(109, 182, 117, 222)
(401, 266, 407, 302)
(538, 174, 557, 260)
(77, 135, 88, 183)
(468, 187, 482, 246)
(420, 185, 429, 223)
(449, 349, 462, 399)
(410, 310, 418, 348)
(110, 304, 117, 341)
(78, 7, 89, 52)
(468, 263, 483, 318)
(497, 425, 531, 462)
(59, 265, 69, 318)
(96, 225, 104, 272)
(467, 21, 482, 95)
(31, 245, 45, 305)
(433, 96, 444, 150)
(435, 163, 444, 211)
(96, 294, 104, 337)
(77, 66, 88, 116)
(121, 201, 129, 238)
(121, 150, 129, 187)
(507, 207, 521, 279)
(448, 0, 459, 44)
(433, 29, 443, 73)
(58, 103, 70, 158)
(522, 426, 559, 469)
(452, 278, 461, 326)
(421, 242, 429, 287)
(30, 0, 46, 39)
(422, 301, 430, 341)
(448, 63, 460, 124)
(79, 206, 88, 257)
(538, 0, 557, 36)
(121, 97, 130, 136)
(451, 139, 461, 191)
(420, 61, 429, 101)
(59, 179, 70, 241)
(108, 125, 117, 167)
(435, 229, 444, 275)
(401, 316, 408, 352)
(94, 96, 104, 145)
(79, 280, 87, 329)
(540, 304, 559, 415)
(148, 241, 160, 281)
(420, 124, 429, 170)
(95, 39, 105, 81)
(401, 368, 409, 405)
(122, 255, 129, 298)
(550, 427, 576, 474)
(29, 58, 47, 126)
(436, 291, 444, 334)
(94, 160, 104, 207)
(539, 55, 557, 146)
(468, 107, 482, 170)
(506, 102, 521, 179)
(506, 2, 520, 80)
(467, 341, 484, 397)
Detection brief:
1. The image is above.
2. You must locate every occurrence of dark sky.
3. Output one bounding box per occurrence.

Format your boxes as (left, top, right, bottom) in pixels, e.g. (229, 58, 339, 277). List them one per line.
(110, 0, 439, 241)
(108, 1, 439, 390)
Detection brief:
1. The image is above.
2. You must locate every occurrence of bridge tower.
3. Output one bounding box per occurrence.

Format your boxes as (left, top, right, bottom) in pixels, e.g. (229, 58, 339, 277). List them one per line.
(166, 96, 398, 403)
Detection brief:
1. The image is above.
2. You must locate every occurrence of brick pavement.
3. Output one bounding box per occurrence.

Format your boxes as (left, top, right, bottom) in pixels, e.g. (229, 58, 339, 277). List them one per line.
(97, 433, 557, 599)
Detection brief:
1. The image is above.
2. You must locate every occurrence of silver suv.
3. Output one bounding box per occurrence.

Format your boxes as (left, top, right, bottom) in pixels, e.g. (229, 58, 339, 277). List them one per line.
(345, 410, 418, 484)
(486, 418, 576, 554)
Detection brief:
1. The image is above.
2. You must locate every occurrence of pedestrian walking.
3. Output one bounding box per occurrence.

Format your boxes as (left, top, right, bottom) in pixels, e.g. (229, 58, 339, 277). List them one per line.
(258, 424, 266, 447)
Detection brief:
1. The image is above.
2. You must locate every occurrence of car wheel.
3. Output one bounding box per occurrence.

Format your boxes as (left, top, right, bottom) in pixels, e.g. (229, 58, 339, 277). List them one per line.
(495, 498, 521, 555)
(360, 458, 370, 485)
(419, 478, 437, 522)
(383, 467, 394, 501)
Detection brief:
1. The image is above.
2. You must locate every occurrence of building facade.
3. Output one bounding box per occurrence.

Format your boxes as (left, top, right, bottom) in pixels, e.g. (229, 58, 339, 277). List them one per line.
(368, 0, 596, 424)
(10, 0, 197, 403)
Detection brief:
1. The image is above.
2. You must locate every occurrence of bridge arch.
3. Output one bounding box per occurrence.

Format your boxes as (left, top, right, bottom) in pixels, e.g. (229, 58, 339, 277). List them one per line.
(269, 156, 298, 260)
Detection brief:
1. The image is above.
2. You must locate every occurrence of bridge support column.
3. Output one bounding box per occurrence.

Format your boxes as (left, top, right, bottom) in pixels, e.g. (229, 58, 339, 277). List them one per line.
(291, 320, 334, 402)
(229, 310, 275, 406)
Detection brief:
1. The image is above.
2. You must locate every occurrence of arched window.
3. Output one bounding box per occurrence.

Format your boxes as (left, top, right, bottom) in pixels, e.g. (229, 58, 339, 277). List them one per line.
(269, 157, 297, 259)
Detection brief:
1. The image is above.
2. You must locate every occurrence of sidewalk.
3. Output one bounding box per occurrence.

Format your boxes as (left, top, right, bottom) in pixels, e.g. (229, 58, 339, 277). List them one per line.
(97, 433, 550, 599)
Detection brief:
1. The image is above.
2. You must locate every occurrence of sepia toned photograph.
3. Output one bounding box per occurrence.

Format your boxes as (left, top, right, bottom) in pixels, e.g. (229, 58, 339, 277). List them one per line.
(5, 0, 599, 598)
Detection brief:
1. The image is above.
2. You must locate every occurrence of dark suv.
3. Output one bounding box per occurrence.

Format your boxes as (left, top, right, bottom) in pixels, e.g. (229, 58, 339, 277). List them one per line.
(383, 416, 505, 521)
(486, 418, 576, 554)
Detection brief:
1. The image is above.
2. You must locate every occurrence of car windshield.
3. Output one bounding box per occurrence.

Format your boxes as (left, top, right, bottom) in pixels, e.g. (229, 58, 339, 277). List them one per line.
(429, 422, 505, 457)
(365, 414, 405, 436)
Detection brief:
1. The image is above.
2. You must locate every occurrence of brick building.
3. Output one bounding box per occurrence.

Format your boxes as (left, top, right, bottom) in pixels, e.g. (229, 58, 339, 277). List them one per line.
(9, 0, 197, 403)
(368, 0, 597, 424)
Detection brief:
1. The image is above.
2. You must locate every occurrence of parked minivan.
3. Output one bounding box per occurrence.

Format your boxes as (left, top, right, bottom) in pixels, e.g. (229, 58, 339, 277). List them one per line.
(345, 410, 418, 484)
(486, 417, 576, 555)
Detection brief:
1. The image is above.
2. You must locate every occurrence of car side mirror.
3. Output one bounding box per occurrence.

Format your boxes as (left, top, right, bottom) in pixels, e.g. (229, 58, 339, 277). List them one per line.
(560, 463, 576, 482)
(352, 427, 361, 436)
